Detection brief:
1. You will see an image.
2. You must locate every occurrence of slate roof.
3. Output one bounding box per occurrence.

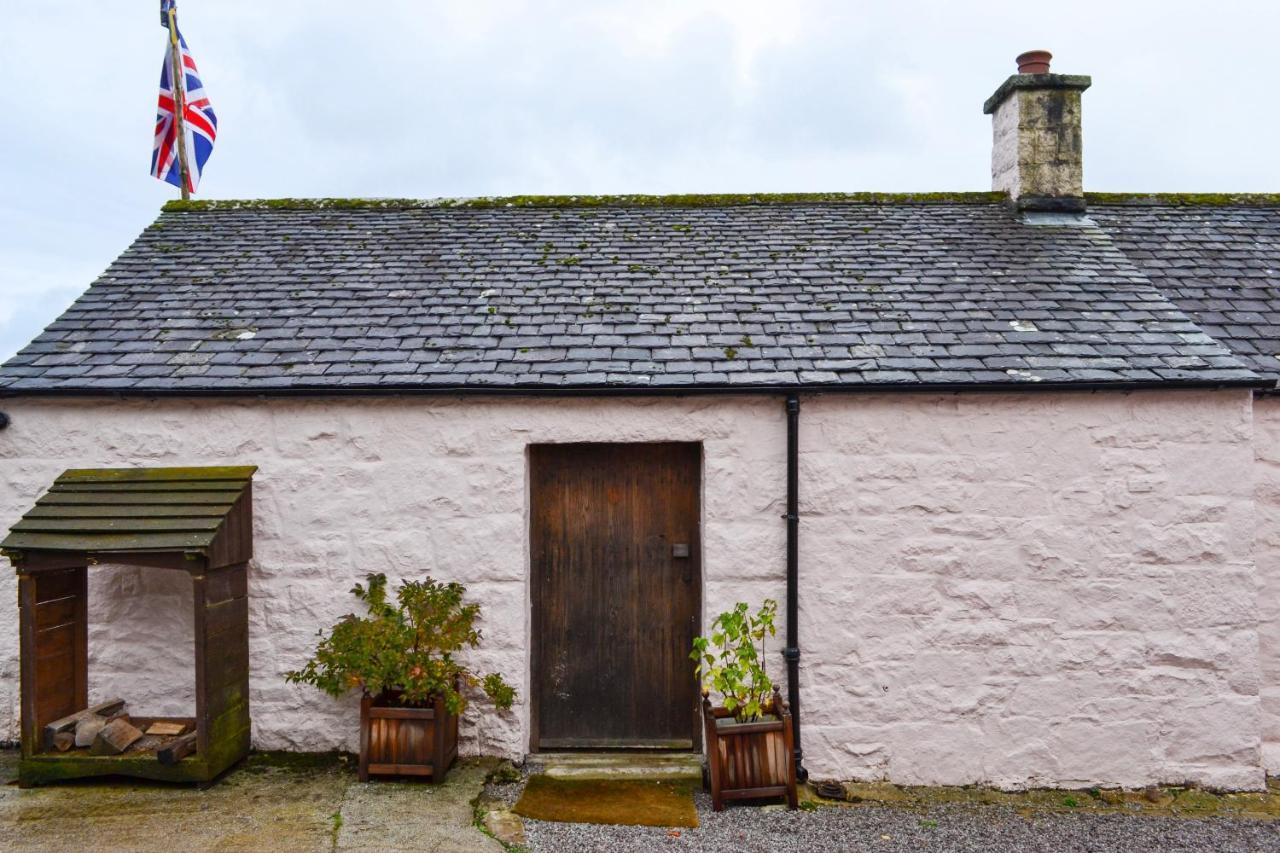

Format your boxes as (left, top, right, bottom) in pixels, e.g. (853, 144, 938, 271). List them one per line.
(0, 193, 1269, 394)
(1090, 197, 1280, 385)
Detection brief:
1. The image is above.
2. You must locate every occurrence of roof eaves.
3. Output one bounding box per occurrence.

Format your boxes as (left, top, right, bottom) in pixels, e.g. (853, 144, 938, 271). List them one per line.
(0, 377, 1271, 399)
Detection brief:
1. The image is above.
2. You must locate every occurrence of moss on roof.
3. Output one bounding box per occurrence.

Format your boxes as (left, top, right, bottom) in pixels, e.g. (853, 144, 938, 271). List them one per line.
(161, 192, 1007, 213)
(1085, 192, 1280, 207)
(161, 192, 1280, 213)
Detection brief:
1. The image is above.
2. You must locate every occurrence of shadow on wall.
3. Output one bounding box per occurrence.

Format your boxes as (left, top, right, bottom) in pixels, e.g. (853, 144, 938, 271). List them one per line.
(87, 564, 195, 717)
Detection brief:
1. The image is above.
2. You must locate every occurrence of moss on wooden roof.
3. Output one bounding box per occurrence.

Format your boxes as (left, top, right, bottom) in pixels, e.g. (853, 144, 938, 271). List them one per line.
(2, 466, 256, 558)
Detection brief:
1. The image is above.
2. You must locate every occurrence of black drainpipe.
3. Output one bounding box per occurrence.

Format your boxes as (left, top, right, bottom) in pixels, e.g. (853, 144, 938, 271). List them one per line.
(783, 392, 807, 782)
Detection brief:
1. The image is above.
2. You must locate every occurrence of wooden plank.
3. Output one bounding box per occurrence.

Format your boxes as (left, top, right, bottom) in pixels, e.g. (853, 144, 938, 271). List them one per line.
(366, 763, 435, 776)
(35, 685, 76, 727)
(146, 721, 187, 737)
(204, 563, 247, 605)
(13, 518, 223, 534)
(367, 706, 438, 721)
(205, 701, 250, 747)
(42, 698, 126, 749)
(37, 491, 239, 506)
(59, 466, 256, 483)
(530, 442, 702, 750)
(3, 531, 215, 551)
(204, 597, 249, 642)
(51, 481, 249, 493)
(25, 505, 230, 519)
(193, 574, 210, 757)
(711, 719, 786, 736)
(35, 623, 74, 660)
(34, 596, 77, 630)
(19, 575, 40, 756)
(205, 677, 250, 716)
(209, 492, 252, 568)
(128, 716, 195, 731)
(18, 752, 218, 786)
(90, 551, 203, 572)
(359, 696, 370, 781)
(7, 552, 84, 572)
(157, 731, 197, 764)
(721, 785, 788, 799)
(33, 569, 79, 603)
(205, 635, 249, 694)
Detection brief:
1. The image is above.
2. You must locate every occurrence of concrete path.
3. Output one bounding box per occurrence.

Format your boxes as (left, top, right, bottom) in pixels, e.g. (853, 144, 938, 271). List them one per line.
(0, 750, 504, 852)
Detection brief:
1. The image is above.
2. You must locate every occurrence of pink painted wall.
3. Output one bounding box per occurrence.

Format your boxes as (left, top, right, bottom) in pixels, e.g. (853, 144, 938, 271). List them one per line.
(798, 391, 1261, 790)
(0, 389, 1265, 789)
(1254, 396, 1280, 775)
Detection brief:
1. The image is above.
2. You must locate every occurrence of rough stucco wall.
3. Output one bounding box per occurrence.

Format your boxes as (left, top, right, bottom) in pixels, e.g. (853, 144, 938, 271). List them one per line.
(800, 391, 1261, 790)
(1254, 396, 1280, 774)
(87, 564, 196, 717)
(0, 395, 786, 762)
(0, 390, 1264, 790)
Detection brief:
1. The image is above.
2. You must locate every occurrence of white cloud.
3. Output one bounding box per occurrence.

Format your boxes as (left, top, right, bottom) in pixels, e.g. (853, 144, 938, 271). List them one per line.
(2, 0, 1278, 361)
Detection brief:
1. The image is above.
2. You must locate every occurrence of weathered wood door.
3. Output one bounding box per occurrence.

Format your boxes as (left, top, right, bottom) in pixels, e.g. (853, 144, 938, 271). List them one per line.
(530, 443, 701, 750)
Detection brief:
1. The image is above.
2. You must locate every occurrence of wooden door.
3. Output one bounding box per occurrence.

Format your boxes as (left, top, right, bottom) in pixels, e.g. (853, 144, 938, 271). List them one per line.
(530, 443, 701, 750)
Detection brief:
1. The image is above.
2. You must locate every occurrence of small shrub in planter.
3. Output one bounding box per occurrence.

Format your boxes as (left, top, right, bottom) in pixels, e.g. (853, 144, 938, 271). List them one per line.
(691, 599, 797, 810)
(286, 573, 515, 782)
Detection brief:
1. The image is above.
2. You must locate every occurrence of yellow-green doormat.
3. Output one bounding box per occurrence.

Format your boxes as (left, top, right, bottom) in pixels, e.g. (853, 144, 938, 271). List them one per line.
(513, 776, 699, 828)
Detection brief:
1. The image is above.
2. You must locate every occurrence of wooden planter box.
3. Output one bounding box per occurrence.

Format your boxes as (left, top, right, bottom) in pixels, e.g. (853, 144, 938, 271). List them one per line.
(702, 686, 797, 811)
(359, 689, 459, 783)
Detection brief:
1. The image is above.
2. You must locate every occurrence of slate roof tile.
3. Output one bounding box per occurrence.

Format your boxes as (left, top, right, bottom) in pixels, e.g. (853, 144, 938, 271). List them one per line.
(1089, 200, 1280, 384)
(0, 196, 1269, 392)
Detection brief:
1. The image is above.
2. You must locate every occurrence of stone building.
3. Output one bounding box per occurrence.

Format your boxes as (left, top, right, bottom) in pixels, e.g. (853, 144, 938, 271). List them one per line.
(2, 55, 1279, 790)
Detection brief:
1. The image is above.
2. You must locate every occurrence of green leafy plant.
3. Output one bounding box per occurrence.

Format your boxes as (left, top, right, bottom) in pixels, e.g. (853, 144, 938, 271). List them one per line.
(286, 573, 515, 715)
(690, 599, 778, 722)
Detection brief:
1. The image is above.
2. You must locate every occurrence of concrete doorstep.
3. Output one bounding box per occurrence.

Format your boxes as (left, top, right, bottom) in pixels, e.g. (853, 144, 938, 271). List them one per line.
(528, 751, 703, 782)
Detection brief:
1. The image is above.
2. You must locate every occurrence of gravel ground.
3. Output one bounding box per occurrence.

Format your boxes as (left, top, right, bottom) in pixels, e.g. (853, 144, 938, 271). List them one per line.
(485, 779, 1280, 853)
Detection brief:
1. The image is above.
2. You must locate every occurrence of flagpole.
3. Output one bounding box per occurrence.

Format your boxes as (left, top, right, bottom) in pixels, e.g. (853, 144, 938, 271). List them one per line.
(165, 4, 193, 200)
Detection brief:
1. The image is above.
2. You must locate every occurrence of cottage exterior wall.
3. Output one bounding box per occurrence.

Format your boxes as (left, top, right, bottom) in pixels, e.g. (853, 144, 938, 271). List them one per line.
(0, 389, 1264, 790)
(800, 391, 1260, 790)
(1254, 396, 1280, 774)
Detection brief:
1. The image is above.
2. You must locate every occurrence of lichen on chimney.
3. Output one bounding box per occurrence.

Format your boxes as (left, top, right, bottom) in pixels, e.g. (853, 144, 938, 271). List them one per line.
(985, 57, 1091, 213)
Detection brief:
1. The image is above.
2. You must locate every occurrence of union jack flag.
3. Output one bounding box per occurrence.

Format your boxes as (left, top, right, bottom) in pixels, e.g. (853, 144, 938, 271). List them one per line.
(151, 5, 216, 193)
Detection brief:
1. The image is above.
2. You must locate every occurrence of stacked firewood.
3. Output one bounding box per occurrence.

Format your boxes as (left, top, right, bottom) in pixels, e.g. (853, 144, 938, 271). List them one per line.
(43, 698, 197, 764)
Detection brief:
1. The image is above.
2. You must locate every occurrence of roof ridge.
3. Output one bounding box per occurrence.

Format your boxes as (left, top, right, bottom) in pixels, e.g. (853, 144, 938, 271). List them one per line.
(1086, 192, 1280, 207)
(161, 192, 1007, 212)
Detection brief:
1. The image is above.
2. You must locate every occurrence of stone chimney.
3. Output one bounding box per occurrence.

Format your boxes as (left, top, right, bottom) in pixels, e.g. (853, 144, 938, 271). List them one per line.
(983, 51, 1091, 212)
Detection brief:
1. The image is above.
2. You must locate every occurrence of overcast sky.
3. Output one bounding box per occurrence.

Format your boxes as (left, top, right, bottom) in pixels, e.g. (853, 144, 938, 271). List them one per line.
(1, 1, 1278, 361)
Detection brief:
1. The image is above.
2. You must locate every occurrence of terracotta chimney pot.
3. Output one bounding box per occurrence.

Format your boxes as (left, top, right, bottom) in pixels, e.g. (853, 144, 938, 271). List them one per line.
(1016, 50, 1053, 75)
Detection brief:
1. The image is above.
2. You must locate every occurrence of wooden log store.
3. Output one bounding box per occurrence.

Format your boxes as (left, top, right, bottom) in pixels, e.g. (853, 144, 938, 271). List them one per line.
(2, 466, 256, 787)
